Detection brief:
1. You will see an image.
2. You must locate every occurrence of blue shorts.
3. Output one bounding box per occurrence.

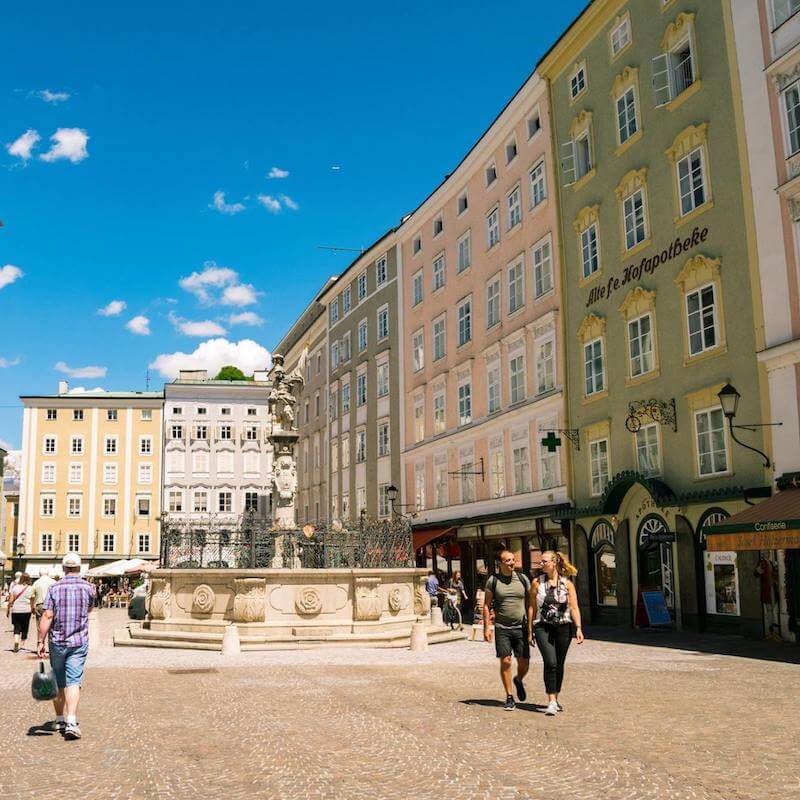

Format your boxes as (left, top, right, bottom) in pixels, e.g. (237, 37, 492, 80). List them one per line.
(49, 643, 89, 688)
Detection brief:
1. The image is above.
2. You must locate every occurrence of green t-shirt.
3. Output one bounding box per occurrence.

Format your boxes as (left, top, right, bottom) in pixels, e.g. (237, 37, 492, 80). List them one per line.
(488, 572, 529, 628)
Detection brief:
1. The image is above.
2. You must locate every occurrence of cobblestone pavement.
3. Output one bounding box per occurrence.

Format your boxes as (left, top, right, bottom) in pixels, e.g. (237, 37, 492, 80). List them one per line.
(3, 609, 799, 800)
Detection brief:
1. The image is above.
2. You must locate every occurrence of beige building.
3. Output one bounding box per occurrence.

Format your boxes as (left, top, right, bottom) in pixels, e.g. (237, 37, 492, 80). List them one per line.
(399, 68, 570, 588)
(18, 382, 164, 572)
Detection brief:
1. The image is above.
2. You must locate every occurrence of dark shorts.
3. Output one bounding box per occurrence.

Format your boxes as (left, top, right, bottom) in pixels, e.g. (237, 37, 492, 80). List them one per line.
(494, 625, 530, 660)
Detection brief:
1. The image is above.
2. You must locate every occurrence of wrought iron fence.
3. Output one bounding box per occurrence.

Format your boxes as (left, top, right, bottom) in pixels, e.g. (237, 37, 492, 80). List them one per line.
(159, 513, 413, 569)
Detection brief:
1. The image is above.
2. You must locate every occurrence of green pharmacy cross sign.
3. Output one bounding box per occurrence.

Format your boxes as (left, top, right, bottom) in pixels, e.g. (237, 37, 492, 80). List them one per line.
(541, 431, 561, 452)
(541, 429, 580, 452)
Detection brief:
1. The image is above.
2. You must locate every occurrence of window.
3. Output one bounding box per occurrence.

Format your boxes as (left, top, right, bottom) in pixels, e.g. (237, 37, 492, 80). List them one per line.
(41, 495, 54, 517)
(245, 424, 259, 441)
(339, 492, 349, 519)
(539, 428, 559, 489)
(192, 451, 209, 473)
(636, 424, 660, 477)
(628, 314, 654, 377)
(40, 533, 54, 553)
(412, 330, 425, 372)
(412, 270, 423, 306)
(103, 534, 115, 553)
(107, 409, 118, 421)
(457, 297, 472, 346)
(44, 436, 56, 455)
(532, 239, 552, 298)
(343, 286, 352, 313)
(376, 256, 387, 285)
(687, 284, 718, 356)
(42, 463, 55, 483)
(357, 272, 367, 301)
(137, 463, 151, 484)
(331, 341, 340, 370)
(652, 17, 697, 106)
(432, 253, 446, 291)
(378, 484, 391, 518)
(486, 207, 500, 249)
(342, 383, 351, 414)
(433, 393, 446, 434)
(170, 424, 183, 440)
(331, 440, 339, 472)
(785, 81, 800, 155)
(507, 185, 521, 230)
(677, 147, 706, 216)
(139, 436, 152, 455)
(245, 491, 259, 513)
(590, 439, 610, 496)
(105, 436, 118, 455)
(244, 452, 260, 474)
(529, 161, 547, 208)
(68, 533, 80, 551)
(356, 429, 366, 462)
(342, 437, 350, 469)
(486, 278, 501, 328)
(141, 409, 153, 421)
(460, 461, 475, 504)
(68, 495, 82, 517)
(137, 496, 150, 516)
(610, 15, 631, 56)
(513, 445, 531, 494)
(433, 215, 443, 237)
(330, 298, 340, 324)
(433, 316, 446, 361)
(329, 390, 338, 421)
(356, 372, 367, 406)
(341, 332, 351, 362)
(73, 409, 84, 421)
(168, 490, 183, 513)
(562, 123, 593, 186)
(138, 534, 151, 554)
(695, 408, 728, 475)
(46, 409, 57, 420)
(193, 424, 208, 440)
(412, 236, 422, 256)
(508, 259, 524, 314)
(775, 0, 800, 27)
(172, 406, 184, 416)
(218, 491, 232, 513)
(220, 407, 231, 416)
(485, 161, 497, 186)
(584, 338, 605, 396)
(527, 109, 541, 139)
(616, 87, 638, 145)
(104, 496, 117, 517)
(69, 463, 83, 484)
(458, 382, 472, 426)
(218, 424, 233, 440)
(193, 491, 208, 513)
(316, 353, 322, 375)
(377, 362, 389, 397)
(569, 63, 586, 99)
(103, 463, 117, 484)
(457, 192, 468, 215)
(358, 319, 368, 352)
(457, 231, 471, 273)
(490, 449, 506, 498)
(623, 189, 647, 251)
(356, 487, 367, 515)
(505, 137, 518, 164)
(536, 339, 555, 394)
(414, 397, 425, 443)
(71, 436, 83, 455)
(378, 421, 390, 456)
(487, 364, 501, 413)
(581, 223, 600, 279)
(435, 463, 448, 507)
(377, 306, 389, 340)
(509, 353, 526, 404)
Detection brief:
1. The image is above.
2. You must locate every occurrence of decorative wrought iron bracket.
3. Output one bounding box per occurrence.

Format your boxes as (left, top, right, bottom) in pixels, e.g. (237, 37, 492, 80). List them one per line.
(542, 429, 581, 451)
(625, 398, 677, 433)
(448, 456, 485, 482)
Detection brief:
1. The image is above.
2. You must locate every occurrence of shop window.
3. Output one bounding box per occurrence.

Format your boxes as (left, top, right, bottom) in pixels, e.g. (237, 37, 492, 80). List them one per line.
(591, 521, 617, 607)
(698, 509, 739, 616)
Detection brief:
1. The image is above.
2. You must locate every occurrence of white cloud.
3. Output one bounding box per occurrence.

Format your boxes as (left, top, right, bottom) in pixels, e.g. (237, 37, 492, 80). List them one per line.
(0, 265, 23, 289)
(280, 194, 299, 211)
(221, 283, 258, 307)
(37, 89, 70, 104)
(228, 311, 263, 326)
(149, 338, 271, 380)
(126, 315, 151, 335)
(7, 129, 40, 161)
(257, 194, 281, 213)
(97, 299, 126, 317)
(0, 357, 21, 368)
(40, 127, 89, 163)
(55, 361, 107, 379)
(210, 190, 246, 215)
(67, 386, 106, 394)
(168, 311, 226, 337)
(268, 166, 289, 179)
(179, 263, 239, 303)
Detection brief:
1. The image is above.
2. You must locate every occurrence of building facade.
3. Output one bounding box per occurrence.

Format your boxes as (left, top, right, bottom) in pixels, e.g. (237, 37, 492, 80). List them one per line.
(398, 69, 570, 594)
(321, 235, 402, 522)
(162, 370, 273, 535)
(541, 0, 771, 635)
(274, 278, 336, 525)
(19, 383, 164, 572)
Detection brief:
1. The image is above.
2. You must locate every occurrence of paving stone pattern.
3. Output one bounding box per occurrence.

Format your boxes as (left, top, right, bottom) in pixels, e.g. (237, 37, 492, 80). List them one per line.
(3, 609, 799, 800)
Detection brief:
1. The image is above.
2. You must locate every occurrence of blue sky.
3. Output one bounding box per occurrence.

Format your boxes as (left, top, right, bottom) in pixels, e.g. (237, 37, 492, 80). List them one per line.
(0, 0, 585, 449)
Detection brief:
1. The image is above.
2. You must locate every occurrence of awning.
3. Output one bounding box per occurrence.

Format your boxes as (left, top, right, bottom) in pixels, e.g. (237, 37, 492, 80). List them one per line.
(413, 526, 455, 552)
(705, 488, 800, 551)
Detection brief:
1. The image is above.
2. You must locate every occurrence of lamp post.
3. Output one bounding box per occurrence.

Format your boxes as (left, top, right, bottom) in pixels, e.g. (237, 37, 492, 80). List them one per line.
(717, 383, 780, 469)
(13, 532, 26, 575)
(386, 485, 416, 518)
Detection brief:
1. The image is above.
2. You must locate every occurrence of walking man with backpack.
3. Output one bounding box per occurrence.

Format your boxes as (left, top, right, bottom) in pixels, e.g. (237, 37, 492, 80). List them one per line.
(483, 550, 532, 711)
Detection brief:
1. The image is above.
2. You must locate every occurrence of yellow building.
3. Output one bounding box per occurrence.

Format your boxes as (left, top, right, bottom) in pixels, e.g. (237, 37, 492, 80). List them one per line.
(18, 383, 164, 573)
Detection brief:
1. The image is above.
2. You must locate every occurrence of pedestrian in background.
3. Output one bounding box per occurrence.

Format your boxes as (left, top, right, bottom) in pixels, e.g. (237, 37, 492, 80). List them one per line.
(425, 570, 440, 609)
(8, 573, 34, 653)
(529, 551, 584, 716)
(38, 553, 95, 740)
(32, 567, 56, 654)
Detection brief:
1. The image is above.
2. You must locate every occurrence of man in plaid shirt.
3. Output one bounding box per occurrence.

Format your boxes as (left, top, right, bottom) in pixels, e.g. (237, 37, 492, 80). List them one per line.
(38, 553, 95, 740)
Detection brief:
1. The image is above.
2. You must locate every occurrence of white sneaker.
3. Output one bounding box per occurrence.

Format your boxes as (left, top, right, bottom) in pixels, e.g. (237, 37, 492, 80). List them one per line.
(545, 700, 559, 716)
(64, 722, 81, 740)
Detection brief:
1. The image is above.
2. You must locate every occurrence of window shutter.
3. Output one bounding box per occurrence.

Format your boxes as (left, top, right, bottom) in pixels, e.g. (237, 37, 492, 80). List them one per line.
(652, 52, 673, 107)
(560, 141, 576, 187)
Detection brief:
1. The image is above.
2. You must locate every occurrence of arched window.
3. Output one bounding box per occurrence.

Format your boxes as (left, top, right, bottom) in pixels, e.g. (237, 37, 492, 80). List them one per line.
(698, 508, 739, 617)
(637, 514, 675, 610)
(590, 520, 617, 607)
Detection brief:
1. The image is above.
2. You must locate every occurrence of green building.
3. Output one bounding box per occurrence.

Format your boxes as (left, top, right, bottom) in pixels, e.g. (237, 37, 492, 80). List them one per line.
(540, 0, 772, 635)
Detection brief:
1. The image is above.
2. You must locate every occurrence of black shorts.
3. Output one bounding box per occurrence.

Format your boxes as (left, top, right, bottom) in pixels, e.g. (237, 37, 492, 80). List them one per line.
(494, 625, 530, 660)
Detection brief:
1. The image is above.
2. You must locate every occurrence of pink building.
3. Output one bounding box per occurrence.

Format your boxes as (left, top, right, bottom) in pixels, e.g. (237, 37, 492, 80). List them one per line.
(398, 70, 571, 585)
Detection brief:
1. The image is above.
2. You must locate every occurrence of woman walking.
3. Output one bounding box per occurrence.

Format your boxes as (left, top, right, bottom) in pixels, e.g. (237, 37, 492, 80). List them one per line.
(7, 572, 34, 653)
(528, 551, 584, 716)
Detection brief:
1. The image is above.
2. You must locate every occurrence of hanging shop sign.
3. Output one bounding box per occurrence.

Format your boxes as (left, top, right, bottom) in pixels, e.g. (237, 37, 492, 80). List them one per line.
(585, 225, 709, 308)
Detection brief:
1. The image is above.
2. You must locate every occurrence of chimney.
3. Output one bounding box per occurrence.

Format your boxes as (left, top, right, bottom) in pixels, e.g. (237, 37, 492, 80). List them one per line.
(253, 369, 269, 382)
(178, 369, 207, 382)
(58, 380, 69, 395)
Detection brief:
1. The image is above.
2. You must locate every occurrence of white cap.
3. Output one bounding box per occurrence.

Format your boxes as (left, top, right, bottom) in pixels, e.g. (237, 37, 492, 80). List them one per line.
(62, 552, 82, 568)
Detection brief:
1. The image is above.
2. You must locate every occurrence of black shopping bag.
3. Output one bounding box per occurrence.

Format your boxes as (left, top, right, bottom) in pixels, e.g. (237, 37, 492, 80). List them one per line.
(31, 661, 58, 701)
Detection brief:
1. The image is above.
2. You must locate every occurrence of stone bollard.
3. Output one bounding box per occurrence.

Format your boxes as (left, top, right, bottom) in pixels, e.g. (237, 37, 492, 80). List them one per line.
(88, 609, 100, 649)
(221, 623, 241, 657)
(431, 605, 444, 627)
(410, 623, 428, 652)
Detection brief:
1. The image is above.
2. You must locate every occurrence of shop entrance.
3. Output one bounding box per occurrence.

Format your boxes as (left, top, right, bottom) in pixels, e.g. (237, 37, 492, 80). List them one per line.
(637, 514, 675, 612)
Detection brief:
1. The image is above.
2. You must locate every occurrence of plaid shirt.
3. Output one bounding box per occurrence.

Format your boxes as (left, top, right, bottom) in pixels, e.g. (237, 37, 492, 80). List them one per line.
(44, 575, 96, 647)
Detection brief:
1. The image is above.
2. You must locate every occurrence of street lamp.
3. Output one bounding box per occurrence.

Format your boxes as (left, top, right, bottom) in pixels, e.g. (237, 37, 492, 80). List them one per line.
(385, 485, 415, 518)
(716, 383, 779, 469)
(718, 383, 740, 420)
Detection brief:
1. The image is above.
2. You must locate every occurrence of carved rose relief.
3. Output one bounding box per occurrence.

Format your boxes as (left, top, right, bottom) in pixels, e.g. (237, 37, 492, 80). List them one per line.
(148, 578, 170, 620)
(354, 577, 382, 621)
(295, 586, 322, 616)
(192, 584, 216, 614)
(232, 578, 267, 623)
